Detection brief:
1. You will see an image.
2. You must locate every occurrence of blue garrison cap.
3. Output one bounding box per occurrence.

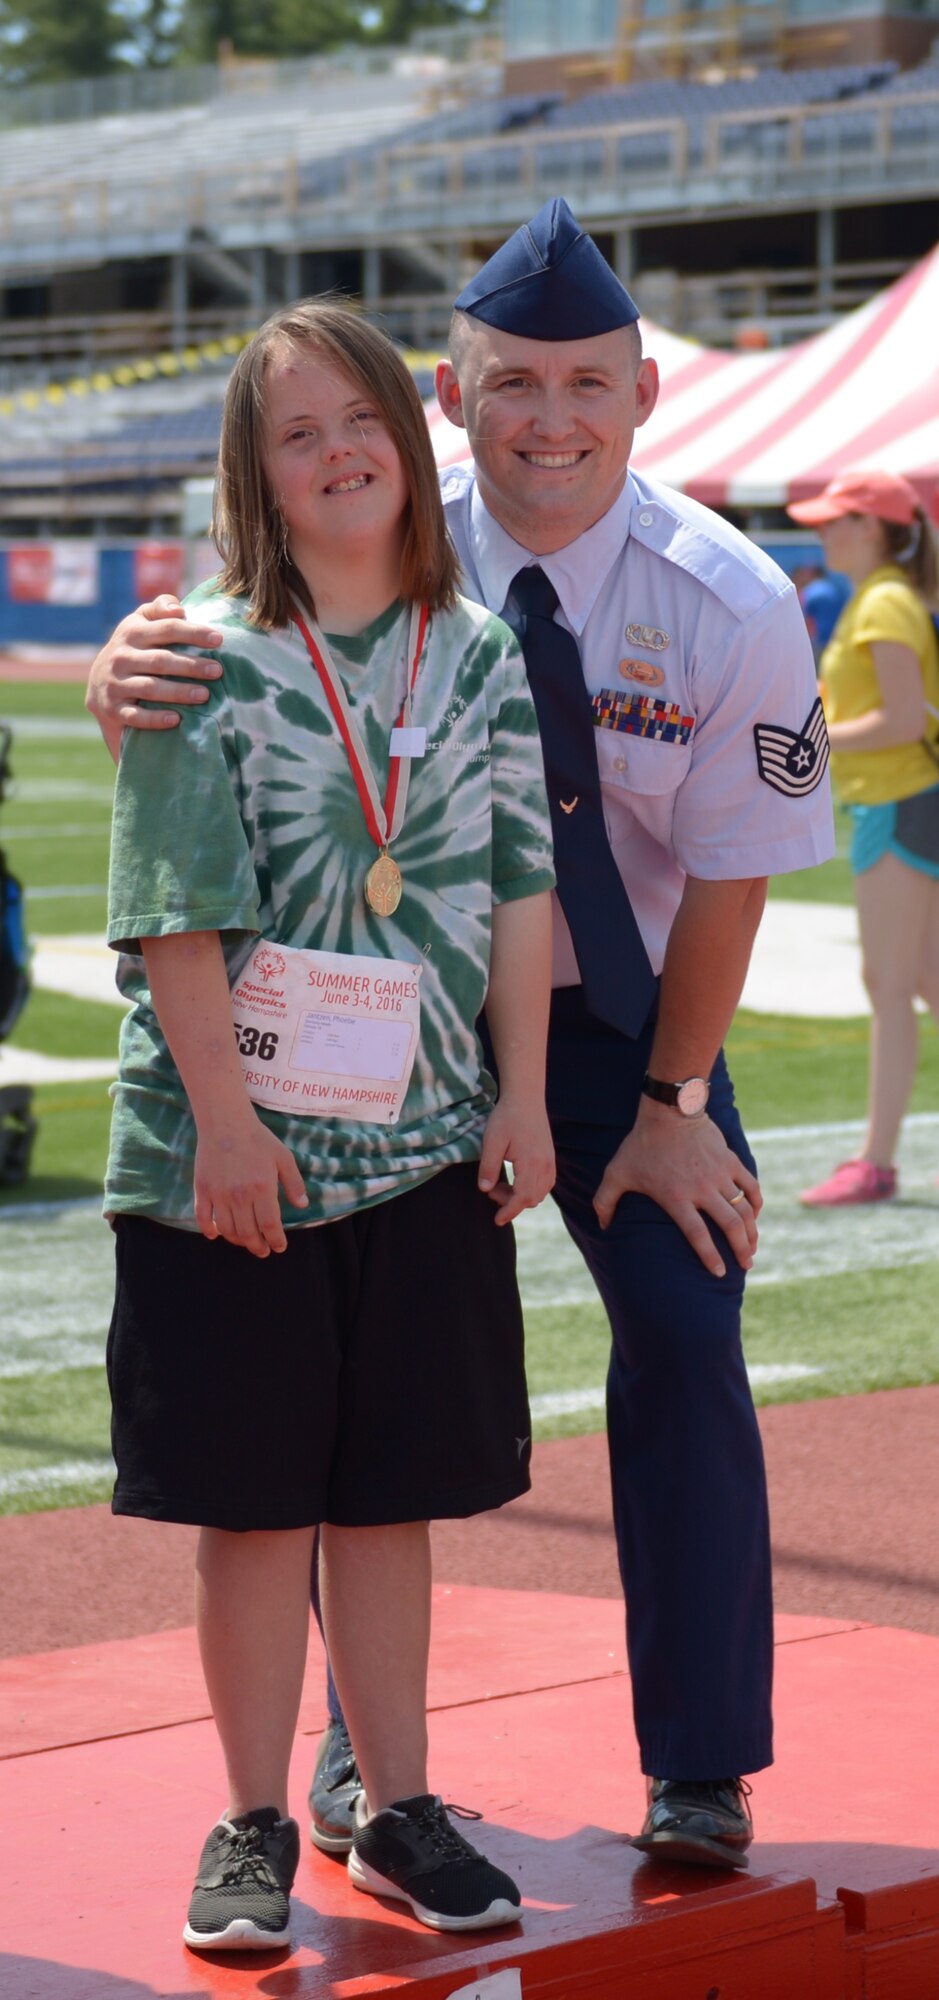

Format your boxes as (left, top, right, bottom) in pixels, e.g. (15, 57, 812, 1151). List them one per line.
(453, 197, 639, 341)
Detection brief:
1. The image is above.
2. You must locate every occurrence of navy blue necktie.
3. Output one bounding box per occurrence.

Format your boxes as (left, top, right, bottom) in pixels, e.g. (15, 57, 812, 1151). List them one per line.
(512, 565, 656, 1038)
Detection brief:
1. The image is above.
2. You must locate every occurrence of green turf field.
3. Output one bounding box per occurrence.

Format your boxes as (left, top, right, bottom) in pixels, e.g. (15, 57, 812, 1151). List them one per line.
(0, 676, 860, 934)
(1, 683, 113, 935)
(1, 680, 937, 1516)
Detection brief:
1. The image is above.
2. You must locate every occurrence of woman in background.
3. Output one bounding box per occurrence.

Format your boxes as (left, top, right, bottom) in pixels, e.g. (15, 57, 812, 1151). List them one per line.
(788, 471, 939, 1205)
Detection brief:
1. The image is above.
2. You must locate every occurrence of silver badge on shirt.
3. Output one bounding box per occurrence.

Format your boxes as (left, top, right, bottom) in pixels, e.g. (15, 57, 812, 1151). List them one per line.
(625, 623, 670, 651)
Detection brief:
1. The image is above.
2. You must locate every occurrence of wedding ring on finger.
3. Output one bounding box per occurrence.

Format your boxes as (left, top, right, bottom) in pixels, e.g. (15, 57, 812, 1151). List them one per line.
(729, 1189, 747, 1206)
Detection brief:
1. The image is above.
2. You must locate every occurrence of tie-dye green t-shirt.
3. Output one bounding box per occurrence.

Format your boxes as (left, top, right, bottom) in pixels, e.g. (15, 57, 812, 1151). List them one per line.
(105, 586, 555, 1226)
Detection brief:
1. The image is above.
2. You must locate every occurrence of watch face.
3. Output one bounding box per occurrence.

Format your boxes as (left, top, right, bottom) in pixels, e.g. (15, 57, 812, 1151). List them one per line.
(676, 1077, 709, 1117)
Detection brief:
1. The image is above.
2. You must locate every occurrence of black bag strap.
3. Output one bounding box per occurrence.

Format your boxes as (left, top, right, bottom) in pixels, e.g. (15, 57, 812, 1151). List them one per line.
(923, 613, 939, 773)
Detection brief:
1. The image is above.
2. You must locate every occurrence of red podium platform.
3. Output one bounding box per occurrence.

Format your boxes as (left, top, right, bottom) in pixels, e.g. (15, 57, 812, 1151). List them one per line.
(2, 1585, 937, 1999)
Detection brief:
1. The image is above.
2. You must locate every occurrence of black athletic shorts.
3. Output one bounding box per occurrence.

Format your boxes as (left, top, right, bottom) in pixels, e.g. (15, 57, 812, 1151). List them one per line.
(107, 1163, 532, 1531)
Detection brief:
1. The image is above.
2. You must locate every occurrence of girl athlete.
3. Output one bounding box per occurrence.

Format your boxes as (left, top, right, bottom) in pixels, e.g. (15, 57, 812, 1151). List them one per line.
(789, 471, 939, 1204)
(105, 300, 555, 1951)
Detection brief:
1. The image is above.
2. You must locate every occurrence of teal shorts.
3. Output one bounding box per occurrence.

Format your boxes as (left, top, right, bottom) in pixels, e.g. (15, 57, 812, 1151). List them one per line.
(849, 783, 939, 878)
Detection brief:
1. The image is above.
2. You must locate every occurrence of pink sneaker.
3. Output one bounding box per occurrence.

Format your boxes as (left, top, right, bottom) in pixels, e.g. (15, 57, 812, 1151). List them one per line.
(799, 1159, 897, 1207)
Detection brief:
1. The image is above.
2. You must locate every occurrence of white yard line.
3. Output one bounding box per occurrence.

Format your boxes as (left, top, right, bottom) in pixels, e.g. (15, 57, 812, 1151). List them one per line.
(22, 903, 880, 1020)
(740, 900, 870, 1017)
(28, 934, 127, 1012)
(2, 824, 112, 841)
(0, 1362, 829, 1497)
(0, 1367, 826, 1497)
(8, 718, 104, 740)
(530, 1365, 820, 1422)
(28, 885, 108, 900)
(13, 781, 114, 803)
(0, 1458, 114, 1497)
(9, 897, 881, 1084)
(0, 1048, 117, 1085)
(515, 1114, 939, 1309)
(0, 1117, 936, 1384)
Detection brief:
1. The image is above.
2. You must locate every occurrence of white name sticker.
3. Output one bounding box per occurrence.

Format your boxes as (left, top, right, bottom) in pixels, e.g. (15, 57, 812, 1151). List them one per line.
(445, 1975, 523, 2000)
(231, 941, 422, 1125)
(390, 725, 427, 757)
(291, 1012, 412, 1083)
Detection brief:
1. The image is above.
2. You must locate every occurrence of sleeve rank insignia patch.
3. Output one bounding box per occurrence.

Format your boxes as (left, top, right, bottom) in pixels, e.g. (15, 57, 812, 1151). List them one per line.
(754, 696, 830, 796)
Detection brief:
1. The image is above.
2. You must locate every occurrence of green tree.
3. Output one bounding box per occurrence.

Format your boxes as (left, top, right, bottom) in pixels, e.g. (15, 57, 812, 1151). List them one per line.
(272, 0, 365, 55)
(368, 0, 495, 42)
(131, 0, 179, 66)
(179, 0, 365, 60)
(176, 0, 490, 61)
(178, 0, 273, 61)
(1, 0, 129, 81)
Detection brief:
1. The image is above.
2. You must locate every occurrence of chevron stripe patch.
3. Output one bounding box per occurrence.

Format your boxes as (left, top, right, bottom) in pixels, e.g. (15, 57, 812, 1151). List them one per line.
(754, 696, 830, 797)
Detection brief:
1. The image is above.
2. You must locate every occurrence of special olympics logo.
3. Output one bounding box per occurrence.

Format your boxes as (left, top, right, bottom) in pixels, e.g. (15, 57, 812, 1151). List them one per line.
(254, 947, 287, 983)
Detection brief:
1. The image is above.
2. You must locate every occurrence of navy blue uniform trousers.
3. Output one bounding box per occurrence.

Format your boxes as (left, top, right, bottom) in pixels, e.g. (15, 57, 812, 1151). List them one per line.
(543, 987, 774, 1779)
(317, 984, 774, 1779)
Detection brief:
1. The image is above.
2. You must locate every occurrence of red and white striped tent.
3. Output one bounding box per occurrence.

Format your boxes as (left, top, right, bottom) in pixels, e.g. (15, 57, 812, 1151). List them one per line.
(426, 246, 939, 519)
(633, 245, 939, 516)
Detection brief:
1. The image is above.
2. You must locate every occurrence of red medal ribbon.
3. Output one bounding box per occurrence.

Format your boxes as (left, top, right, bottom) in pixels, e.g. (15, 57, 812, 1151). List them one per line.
(293, 602, 429, 852)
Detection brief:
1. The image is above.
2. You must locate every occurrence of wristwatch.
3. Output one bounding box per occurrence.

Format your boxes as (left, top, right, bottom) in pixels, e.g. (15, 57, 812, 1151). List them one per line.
(641, 1073, 710, 1119)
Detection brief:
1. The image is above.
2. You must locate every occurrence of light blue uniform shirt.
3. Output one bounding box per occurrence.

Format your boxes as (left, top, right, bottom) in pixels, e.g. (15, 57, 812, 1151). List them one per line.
(441, 464, 835, 981)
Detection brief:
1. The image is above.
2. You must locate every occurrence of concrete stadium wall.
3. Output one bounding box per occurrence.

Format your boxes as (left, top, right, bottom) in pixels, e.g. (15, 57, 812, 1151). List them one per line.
(0, 543, 185, 647)
(0, 532, 823, 647)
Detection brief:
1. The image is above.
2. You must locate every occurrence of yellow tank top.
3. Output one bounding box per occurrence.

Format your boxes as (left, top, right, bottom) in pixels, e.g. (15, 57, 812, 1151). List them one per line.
(820, 566, 939, 805)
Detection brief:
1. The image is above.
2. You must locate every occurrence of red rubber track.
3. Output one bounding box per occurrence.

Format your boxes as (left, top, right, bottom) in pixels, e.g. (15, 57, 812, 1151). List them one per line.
(0, 654, 93, 681)
(2, 1387, 937, 1658)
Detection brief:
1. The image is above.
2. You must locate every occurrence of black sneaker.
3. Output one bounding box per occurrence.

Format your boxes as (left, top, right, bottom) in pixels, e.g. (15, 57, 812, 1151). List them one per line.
(348, 1793, 522, 1932)
(309, 1718, 362, 1855)
(183, 1807, 300, 1951)
(632, 1777, 753, 1869)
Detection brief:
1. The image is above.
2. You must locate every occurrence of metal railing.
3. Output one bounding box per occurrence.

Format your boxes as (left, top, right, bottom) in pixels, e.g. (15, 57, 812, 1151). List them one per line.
(0, 86, 936, 280)
(633, 257, 911, 343)
(0, 308, 252, 383)
(0, 42, 497, 133)
(0, 253, 915, 388)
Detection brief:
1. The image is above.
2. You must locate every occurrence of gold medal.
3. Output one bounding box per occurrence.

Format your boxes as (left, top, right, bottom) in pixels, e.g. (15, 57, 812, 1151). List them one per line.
(292, 602, 428, 926)
(365, 849, 403, 917)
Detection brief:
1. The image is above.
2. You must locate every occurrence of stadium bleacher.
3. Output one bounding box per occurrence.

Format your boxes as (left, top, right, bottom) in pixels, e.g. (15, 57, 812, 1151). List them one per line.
(0, 70, 430, 195)
(295, 91, 561, 203)
(0, 376, 226, 523)
(537, 62, 898, 127)
(1, 48, 938, 528)
(280, 56, 939, 227)
(1, 57, 932, 238)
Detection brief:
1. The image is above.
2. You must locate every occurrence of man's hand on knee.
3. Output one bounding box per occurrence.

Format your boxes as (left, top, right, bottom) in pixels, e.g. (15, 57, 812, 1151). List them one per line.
(593, 1105, 761, 1277)
(85, 595, 224, 747)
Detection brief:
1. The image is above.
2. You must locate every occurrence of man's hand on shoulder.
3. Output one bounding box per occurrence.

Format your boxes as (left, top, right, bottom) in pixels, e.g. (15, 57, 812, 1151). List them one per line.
(593, 1098, 761, 1277)
(85, 594, 224, 758)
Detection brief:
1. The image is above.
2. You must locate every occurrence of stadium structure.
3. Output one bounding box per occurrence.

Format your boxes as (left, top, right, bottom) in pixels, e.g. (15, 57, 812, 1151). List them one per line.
(0, 0, 937, 639)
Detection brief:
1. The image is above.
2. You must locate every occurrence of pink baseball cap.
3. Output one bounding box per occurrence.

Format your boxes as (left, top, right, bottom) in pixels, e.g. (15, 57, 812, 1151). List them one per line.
(787, 470, 921, 527)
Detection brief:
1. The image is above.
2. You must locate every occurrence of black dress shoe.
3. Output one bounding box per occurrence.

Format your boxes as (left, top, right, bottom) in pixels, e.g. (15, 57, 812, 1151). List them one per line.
(308, 1719, 363, 1855)
(632, 1777, 753, 1869)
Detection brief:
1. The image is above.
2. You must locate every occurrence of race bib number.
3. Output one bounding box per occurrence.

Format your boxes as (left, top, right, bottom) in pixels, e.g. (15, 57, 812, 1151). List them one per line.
(231, 941, 422, 1125)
